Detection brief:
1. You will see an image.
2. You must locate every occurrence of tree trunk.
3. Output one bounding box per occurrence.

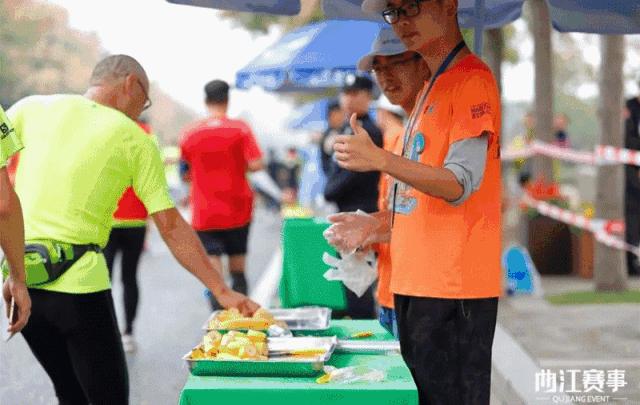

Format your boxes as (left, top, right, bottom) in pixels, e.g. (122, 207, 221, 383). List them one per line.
(483, 28, 517, 247)
(594, 35, 627, 291)
(528, 0, 554, 181)
(483, 28, 503, 94)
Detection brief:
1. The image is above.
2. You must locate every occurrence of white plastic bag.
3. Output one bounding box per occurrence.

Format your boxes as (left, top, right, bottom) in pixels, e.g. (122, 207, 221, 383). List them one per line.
(322, 251, 377, 297)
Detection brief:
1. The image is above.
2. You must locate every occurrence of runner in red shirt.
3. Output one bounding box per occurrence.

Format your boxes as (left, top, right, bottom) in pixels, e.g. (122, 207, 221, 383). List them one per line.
(104, 119, 154, 353)
(180, 80, 264, 310)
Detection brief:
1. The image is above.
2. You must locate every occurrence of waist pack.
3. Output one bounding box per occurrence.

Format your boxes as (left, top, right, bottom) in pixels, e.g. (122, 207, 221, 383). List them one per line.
(1, 240, 102, 287)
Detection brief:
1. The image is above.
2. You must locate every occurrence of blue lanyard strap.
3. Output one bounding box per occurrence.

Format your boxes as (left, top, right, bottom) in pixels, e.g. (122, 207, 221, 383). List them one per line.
(391, 40, 467, 227)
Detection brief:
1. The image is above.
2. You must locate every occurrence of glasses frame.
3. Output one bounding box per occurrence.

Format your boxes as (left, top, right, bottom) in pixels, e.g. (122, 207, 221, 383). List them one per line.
(135, 78, 153, 111)
(382, 0, 429, 25)
(370, 53, 423, 76)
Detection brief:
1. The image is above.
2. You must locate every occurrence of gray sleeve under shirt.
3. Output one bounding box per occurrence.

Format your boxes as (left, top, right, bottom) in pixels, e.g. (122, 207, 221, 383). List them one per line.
(443, 133, 489, 206)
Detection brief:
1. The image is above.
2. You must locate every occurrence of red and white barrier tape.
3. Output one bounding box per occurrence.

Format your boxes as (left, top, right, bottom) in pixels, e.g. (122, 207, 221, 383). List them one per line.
(595, 145, 640, 166)
(502, 142, 640, 167)
(501, 147, 536, 161)
(521, 195, 639, 257)
(531, 142, 596, 165)
(521, 195, 602, 232)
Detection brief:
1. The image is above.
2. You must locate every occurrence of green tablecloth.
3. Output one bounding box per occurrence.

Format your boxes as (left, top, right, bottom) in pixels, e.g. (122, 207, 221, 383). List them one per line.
(295, 319, 395, 341)
(280, 218, 347, 310)
(179, 320, 417, 405)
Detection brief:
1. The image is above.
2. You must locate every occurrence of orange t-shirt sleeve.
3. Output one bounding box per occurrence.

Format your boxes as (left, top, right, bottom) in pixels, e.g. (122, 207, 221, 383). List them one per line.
(449, 73, 497, 145)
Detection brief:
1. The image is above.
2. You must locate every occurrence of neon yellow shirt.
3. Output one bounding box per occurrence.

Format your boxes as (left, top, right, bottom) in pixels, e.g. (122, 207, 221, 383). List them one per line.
(8, 95, 175, 293)
(0, 105, 23, 168)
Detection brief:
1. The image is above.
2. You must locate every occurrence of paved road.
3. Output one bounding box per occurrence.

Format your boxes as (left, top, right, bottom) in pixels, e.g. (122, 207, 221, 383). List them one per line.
(0, 205, 282, 405)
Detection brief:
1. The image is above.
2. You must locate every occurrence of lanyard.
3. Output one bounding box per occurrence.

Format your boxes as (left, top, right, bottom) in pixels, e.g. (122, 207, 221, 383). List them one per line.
(391, 40, 467, 227)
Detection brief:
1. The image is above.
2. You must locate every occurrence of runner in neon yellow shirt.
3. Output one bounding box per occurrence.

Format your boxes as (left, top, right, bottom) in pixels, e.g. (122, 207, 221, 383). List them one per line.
(8, 55, 259, 404)
(0, 106, 23, 166)
(0, 105, 31, 336)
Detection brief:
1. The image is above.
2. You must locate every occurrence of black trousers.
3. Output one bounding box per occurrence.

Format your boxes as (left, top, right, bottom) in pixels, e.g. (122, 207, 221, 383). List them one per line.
(395, 294, 499, 405)
(104, 226, 147, 334)
(22, 289, 129, 405)
(624, 193, 640, 276)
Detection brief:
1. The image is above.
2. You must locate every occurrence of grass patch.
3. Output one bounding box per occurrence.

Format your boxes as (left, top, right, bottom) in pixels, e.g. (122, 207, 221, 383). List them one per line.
(546, 290, 640, 305)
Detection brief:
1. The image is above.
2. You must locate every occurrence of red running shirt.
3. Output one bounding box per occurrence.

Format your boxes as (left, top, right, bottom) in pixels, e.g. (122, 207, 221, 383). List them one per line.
(112, 122, 153, 222)
(180, 117, 262, 230)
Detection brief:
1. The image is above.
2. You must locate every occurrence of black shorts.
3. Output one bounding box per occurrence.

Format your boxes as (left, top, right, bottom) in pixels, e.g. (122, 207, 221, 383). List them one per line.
(197, 223, 251, 256)
(395, 294, 498, 405)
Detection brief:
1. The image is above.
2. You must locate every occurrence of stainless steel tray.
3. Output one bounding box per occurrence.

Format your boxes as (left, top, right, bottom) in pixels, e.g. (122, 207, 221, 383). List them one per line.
(203, 307, 332, 332)
(336, 339, 401, 355)
(184, 336, 337, 377)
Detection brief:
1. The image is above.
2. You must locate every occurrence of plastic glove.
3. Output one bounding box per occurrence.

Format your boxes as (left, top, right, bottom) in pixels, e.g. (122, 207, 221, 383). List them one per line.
(322, 251, 377, 297)
(323, 210, 385, 255)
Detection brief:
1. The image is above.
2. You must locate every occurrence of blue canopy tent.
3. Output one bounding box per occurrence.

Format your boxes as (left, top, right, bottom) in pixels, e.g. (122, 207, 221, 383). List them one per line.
(235, 20, 384, 92)
(288, 98, 332, 132)
(288, 98, 377, 132)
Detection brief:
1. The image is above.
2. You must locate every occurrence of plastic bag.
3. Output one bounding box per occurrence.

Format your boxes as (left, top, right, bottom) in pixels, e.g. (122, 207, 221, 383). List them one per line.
(322, 251, 377, 297)
(316, 366, 385, 384)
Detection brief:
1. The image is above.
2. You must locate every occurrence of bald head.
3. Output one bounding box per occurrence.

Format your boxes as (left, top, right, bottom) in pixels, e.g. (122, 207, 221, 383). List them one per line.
(85, 54, 151, 120)
(89, 54, 148, 87)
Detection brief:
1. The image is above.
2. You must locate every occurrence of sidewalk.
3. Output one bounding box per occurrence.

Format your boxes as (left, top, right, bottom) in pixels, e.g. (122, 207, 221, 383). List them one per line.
(491, 276, 640, 404)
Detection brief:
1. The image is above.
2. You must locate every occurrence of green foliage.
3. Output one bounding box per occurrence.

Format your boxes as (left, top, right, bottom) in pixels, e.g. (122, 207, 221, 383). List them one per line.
(0, 0, 195, 145)
(547, 290, 640, 305)
(220, 12, 282, 33)
(502, 25, 519, 64)
(0, 0, 102, 107)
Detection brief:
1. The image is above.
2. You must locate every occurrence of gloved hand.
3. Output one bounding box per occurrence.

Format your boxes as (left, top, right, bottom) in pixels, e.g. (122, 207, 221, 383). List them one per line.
(323, 210, 389, 255)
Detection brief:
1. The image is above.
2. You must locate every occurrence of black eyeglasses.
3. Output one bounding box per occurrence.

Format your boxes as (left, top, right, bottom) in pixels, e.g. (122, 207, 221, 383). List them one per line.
(382, 0, 428, 25)
(135, 78, 152, 111)
(371, 54, 422, 75)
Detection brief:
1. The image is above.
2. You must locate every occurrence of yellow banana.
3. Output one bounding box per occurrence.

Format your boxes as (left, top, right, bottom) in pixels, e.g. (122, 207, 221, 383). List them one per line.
(316, 373, 331, 384)
(246, 330, 267, 343)
(216, 352, 241, 360)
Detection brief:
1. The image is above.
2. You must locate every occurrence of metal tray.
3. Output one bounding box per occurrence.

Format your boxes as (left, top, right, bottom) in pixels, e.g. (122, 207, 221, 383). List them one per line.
(336, 339, 401, 355)
(203, 307, 332, 332)
(184, 336, 337, 377)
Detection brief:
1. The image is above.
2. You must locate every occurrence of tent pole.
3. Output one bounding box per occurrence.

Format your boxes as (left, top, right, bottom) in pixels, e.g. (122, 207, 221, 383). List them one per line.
(473, 0, 485, 55)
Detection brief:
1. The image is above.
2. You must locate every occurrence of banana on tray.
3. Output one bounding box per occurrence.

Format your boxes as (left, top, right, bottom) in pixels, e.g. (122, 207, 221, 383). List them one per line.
(188, 329, 269, 361)
(208, 307, 286, 331)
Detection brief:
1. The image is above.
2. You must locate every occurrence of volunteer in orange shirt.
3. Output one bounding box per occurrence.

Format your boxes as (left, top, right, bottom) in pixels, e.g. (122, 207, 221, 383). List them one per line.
(356, 26, 431, 337)
(329, 0, 502, 403)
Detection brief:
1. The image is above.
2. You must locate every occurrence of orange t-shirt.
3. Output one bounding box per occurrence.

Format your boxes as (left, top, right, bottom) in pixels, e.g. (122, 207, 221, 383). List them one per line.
(374, 125, 404, 309)
(390, 54, 502, 299)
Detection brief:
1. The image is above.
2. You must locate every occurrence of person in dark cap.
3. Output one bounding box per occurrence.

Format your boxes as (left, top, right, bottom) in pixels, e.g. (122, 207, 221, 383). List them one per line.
(324, 75, 383, 319)
(180, 79, 265, 310)
(325, 75, 383, 214)
(320, 99, 345, 176)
